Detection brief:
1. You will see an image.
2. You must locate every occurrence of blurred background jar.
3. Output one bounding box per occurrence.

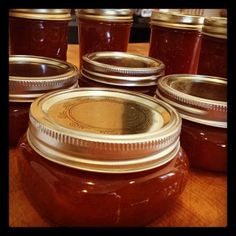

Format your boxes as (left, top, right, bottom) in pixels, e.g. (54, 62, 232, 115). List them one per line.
(197, 16, 227, 77)
(76, 9, 133, 67)
(80, 51, 165, 96)
(9, 9, 71, 61)
(149, 11, 204, 75)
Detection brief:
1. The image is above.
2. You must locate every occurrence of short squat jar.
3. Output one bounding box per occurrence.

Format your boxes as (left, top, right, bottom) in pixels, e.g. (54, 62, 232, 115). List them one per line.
(156, 74, 227, 172)
(149, 11, 204, 75)
(9, 9, 71, 60)
(80, 51, 165, 96)
(17, 88, 189, 226)
(76, 9, 133, 66)
(197, 17, 227, 77)
(9, 55, 79, 146)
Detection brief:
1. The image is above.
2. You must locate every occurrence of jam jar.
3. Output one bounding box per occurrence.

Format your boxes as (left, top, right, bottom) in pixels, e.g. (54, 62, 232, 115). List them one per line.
(9, 55, 79, 146)
(156, 74, 227, 172)
(80, 51, 165, 96)
(17, 88, 189, 226)
(149, 11, 204, 75)
(9, 9, 71, 61)
(197, 17, 227, 77)
(76, 9, 133, 66)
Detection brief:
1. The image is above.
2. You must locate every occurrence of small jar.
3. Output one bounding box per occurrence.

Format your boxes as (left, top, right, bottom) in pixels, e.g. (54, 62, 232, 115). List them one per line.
(149, 11, 204, 75)
(9, 9, 71, 61)
(156, 74, 227, 172)
(197, 17, 227, 77)
(9, 55, 79, 146)
(76, 9, 133, 66)
(17, 88, 189, 226)
(80, 51, 165, 96)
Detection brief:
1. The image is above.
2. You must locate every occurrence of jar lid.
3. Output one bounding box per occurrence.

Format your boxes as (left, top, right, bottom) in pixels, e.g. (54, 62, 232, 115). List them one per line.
(28, 88, 181, 173)
(202, 17, 227, 39)
(9, 55, 79, 102)
(150, 11, 204, 30)
(82, 51, 165, 87)
(9, 9, 71, 20)
(76, 9, 133, 22)
(156, 74, 227, 128)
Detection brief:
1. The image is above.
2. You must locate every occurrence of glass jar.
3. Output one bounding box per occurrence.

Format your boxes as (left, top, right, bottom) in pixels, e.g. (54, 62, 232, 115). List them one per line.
(76, 9, 133, 67)
(17, 88, 189, 226)
(156, 74, 227, 172)
(197, 17, 227, 77)
(149, 11, 204, 75)
(9, 9, 71, 61)
(9, 55, 79, 146)
(80, 51, 165, 96)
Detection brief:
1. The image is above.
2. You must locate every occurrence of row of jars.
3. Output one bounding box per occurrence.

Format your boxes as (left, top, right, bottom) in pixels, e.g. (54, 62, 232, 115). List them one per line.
(9, 9, 227, 77)
(9, 9, 227, 227)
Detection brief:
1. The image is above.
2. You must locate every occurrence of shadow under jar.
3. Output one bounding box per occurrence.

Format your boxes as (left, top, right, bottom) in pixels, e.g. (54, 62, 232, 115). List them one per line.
(9, 55, 79, 147)
(9, 9, 71, 61)
(76, 9, 133, 67)
(156, 74, 227, 172)
(17, 88, 189, 227)
(197, 17, 227, 77)
(149, 11, 204, 75)
(80, 51, 165, 96)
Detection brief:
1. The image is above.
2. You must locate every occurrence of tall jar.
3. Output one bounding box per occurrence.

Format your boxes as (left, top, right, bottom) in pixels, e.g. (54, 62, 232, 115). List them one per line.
(17, 88, 189, 226)
(80, 51, 165, 96)
(149, 11, 204, 75)
(197, 17, 227, 77)
(9, 9, 71, 61)
(156, 74, 227, 172)
(76, 9, 133, 67)
(9, 55, 79, 146)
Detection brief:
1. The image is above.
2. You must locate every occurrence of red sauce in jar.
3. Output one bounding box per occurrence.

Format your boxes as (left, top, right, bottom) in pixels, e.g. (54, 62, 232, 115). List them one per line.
(80, 51, 165, 96)
(197, 17, 227, 77)
(149, 11, 204, 75)
(9, 9, 71, 61)
(17, 88, 189, 226)
(76, 9, 133, 66)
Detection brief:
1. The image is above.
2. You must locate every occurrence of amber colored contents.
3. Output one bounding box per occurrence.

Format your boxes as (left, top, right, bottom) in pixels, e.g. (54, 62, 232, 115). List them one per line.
(9, 17, 69, 60)
(197, 35, 227, 77)
(79, 76, 158, 96)
(9, 102, 31, 146)
(180, 119, 227, 172)
(149, 25, 202, 75)
(17, 135, 189, 227)
(78, 18, 131, 66)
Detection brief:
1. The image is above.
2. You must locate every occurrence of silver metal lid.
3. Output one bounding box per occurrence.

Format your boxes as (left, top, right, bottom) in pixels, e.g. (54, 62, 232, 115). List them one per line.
(9, 55, 79, 102)
(156, 74, 227, 128)
(202, 17, 227, 39)
(28, 88, 181, 173)
(81, 51, 165, 87)
(9, 9, 71, 20)
(150, 11, 204, 30)
(76, 9, 133, 22)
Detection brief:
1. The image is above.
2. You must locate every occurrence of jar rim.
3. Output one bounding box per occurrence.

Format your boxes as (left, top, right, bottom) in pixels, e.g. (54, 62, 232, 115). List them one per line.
(9, 9, 72, 20)
(9, 55, 79, 102)
(156, 74, 227, 128)
(28, 88, 182, 173)
(150, 11, 204, 30)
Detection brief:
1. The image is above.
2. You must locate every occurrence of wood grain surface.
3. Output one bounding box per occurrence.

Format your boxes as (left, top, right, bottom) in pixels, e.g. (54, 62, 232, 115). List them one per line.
(9, 43, 227, 227)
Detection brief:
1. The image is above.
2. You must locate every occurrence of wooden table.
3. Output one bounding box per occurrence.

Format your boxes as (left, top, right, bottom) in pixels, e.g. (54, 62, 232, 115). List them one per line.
(9, 43, 227, 227)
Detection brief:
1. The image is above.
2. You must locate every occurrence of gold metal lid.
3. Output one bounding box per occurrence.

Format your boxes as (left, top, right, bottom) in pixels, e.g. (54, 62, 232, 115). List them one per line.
(28, 88, 181, 173)
(150, 11, 204, 30)
(156, 74, 227, 128)
(76, 9, 133, 22)
(202, 17, 227, 39)
(9, 9, 71, 20)
(9, 55, 79, 102)
(81, 51, 165, 87)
